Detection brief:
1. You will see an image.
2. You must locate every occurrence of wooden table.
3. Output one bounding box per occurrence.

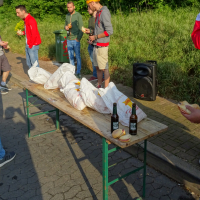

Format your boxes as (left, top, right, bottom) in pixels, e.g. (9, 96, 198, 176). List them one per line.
(21, 81, 168, 200)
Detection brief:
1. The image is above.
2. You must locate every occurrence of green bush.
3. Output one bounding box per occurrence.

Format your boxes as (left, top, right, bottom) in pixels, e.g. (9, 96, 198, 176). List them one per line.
(14, 20, 24, 32)
(1, 0, 200, 19)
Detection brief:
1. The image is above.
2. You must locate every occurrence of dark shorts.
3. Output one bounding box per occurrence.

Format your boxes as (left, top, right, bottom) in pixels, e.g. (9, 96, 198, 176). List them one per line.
(0, 54, 11, 75)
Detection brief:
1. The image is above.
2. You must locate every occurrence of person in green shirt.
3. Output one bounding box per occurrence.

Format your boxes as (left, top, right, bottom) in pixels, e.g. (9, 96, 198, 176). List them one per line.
(64, 1, 83, 78)
(87, 7, 97, 81)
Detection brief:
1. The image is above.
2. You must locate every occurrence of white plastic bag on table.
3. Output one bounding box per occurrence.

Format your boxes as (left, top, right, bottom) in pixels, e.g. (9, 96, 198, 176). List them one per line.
(44, 63, 75, 89)
(98, 82, 147, 126)
(59, 71, 78, 90)
(80, 78, 110, 114)
(28, 61, 52, 84)
(61, 79, 86, 111)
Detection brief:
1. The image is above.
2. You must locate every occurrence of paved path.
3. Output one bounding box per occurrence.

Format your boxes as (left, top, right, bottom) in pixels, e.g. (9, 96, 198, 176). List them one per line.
(0, 84, 194, 200)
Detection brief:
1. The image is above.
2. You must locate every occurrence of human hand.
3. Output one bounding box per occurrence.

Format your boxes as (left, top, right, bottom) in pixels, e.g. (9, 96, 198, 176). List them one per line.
(85, 28, 90, 34)
(181, 105, 200, 123)
(0, 41, 8, 46)
(89, 35, 95, 41)
(17, 30, 23, 36)
(76, 38, 79, 42)
(88, 40, 93, 45)
(3, 45, 10, 49)
(65, 26, 69, 31)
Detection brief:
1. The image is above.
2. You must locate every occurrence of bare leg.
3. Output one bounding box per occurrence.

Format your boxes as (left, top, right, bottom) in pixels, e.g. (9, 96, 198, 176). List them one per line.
(103, 69, 110, 88)
(96, 67, 103, 86)
(97, 67, 110, 88)
(2, 71, 10, 83)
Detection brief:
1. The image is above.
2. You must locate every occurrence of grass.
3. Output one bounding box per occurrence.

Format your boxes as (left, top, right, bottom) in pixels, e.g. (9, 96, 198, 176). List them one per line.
(1, 7, 200, 103)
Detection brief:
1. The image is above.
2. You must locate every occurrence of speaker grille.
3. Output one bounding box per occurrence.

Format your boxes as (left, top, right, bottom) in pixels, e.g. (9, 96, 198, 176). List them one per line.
(134, 76, 153, 99)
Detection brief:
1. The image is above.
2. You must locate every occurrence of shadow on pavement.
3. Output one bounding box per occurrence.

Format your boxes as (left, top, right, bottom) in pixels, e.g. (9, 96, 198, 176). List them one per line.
(16, 56, 29, 76)
(58, 113, 194, 200)
(0, 86, 44, 200)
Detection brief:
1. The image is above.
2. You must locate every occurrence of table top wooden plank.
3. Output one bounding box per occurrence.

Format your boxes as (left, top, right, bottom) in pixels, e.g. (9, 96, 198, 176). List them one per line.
(21, 81, 168, 148)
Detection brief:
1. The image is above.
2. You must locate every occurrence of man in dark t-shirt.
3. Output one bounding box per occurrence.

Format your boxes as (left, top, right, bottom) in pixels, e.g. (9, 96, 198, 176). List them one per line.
(87, 7, 97, 81)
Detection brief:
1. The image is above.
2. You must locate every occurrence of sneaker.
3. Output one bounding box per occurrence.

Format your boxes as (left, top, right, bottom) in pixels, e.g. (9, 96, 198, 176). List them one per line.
(75, 74, 82, 79)
(1, 83, 11, 90)
(0, 151, 16, 167)
(0, 88, 8, 95)
(88, 76, 98, 81)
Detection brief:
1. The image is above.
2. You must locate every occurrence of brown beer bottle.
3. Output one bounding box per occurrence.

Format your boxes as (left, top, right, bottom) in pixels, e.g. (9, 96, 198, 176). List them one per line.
(111, 103, 119, 133)
(129, 103, 137, 135)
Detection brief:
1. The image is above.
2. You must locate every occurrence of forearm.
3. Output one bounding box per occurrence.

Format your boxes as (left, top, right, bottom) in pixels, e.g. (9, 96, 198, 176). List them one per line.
(96, 32, 106, 39)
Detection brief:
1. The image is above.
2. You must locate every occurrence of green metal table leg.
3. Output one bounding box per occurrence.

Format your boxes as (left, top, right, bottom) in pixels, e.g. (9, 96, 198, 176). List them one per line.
(56, 108, 60, 130)
(25, 89, 31, 138)
(142, 139, 147, 198)
(102, 138, 109, 200)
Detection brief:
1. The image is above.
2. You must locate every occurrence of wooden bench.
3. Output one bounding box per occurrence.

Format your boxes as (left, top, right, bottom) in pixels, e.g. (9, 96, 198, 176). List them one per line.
(21, 80, 168, 200)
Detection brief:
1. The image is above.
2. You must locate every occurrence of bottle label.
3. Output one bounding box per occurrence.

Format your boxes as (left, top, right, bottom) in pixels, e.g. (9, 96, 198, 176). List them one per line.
(130, 123, 136, 131)
(113, 122, 119, 130)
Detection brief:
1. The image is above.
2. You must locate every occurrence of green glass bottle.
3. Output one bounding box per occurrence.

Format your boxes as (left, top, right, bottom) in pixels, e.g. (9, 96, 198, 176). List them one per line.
(111, 103, 119, 133)
(129, 103, 137, 135)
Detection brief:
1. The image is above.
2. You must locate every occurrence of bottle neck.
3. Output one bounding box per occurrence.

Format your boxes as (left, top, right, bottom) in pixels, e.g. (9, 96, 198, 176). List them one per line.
(132, 105, 136, 115)
(113, 105, 117, 115)
(89, 29, 93, 36)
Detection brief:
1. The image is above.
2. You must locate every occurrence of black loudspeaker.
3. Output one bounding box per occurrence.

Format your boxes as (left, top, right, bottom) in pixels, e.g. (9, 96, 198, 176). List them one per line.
(133, 60, 158, 101)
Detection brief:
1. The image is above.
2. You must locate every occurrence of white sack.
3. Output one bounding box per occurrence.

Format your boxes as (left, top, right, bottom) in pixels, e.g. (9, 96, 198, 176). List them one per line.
(44, 63, 75, 89)
(80, 78, 110, 114)
(28, 61, 52, 84)
(98, 82, 147, 126)
(59, 71, 77, 90)
(61, 79, 86, 111)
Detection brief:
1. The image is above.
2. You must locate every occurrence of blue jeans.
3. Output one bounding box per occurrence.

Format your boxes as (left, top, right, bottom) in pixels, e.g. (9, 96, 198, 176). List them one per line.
(67, 40, 81, 74)
(25, 45, 40, 68)
(0, 137, 5, 160)
(88, 44, 97, 78)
